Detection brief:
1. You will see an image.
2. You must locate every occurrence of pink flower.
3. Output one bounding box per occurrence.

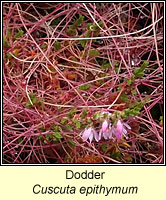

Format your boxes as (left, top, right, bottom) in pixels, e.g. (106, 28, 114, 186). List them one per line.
(113, 120, 131, 140)
(102, 120, 109, 132)
(79, 127, 99, 143)
(114, 120, 123, 140)
(99, 120, 112, 140)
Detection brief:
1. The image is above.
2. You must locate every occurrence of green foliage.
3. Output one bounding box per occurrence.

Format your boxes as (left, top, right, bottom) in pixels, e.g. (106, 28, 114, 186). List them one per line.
(51, 18, 60, 26)
(118, 85, 123, 90)
(115, 68, 119, 73)
(80, 39, 87, 48)
(54, 41, 61, 50)
(126, 76, 135, 86)
(3, 35, 10, 48)
(68, 140, 75, 147)
(140, 61, 149, 69)
(61, 117, 67, 125)
(26, 102, 33, 108)
(41, 44, 47, 49)
(44, 134, 51, 143)
(53, 132, 63, 141)
(14, 29, 24, 39)
(102, 63, 111, 69)
(144, 97, 150, 103)
(6, 53, 12, 59)
(79, 84, 91, 90)
(134, 61, 149, 78)
(39, 126, 46, 132)
(68, 108, 77, 118)
(80, 32, 90, 47)
(26, 93, 42, 107)
(114, 61, 119, 67)
(121, 99, 148, 118)
(17, 137, 23, 143)
(125, 157, 132, 163)
(92, 112, 101, 120)
(72, 15, 84, 29)
(131, 89, 137, 95)
(89, 50, 100, 56)
(127, 79, 132, 86)
(110, 152, 123, 160)
(120, 94, 129, 103)
(10, 61, 15, 66)
(29, 93, 36, 104)
(101, 144, 107, 152)
(66, 28, 76, 36)
(38, 135, 43, 140)
(87, 21, 104, 32)
(67, 15, 84, 36)
(52, 125, 60, 132)
(81, 108, 88, 119)
(75, 120, 81, 129)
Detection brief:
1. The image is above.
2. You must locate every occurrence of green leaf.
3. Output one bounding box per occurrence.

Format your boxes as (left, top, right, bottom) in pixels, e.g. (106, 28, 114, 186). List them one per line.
(41, 44, 47, 49)
(120, 95, 129, 103)
(80, 40, 87, 48)
(87, 118, 92, 123)
(98, 21, 104, 28)
(88, 21, 104, 32)
(6, 53, 12, 59)
(138, 71, 144, 78)
(81, 108, 88, 119)
(15, 29, 24, 39)
(133, 61, 149, 79)
(17, 137, 23, 143)
(125, 157, 132, 163)
(53, 132, 63, 139)
(101, 144, 107, 152)
(127, 79, 132, 86)
(68, 140, 75, 147)
(38, 135, 42, 140)
(66, 28, 75, 35)
(45, 134, 51, 141)
(140, 61, 149, 70)
(131, 89, 137, 95)
(26, 102, 33, 108)
(160, 116, 163, 121)
(102, 63, 111, 69)
(39, 126, 46, 132)
(115, 68, 119, 73)
(144, 97, 150, 102)
(72, 15, 84, 28)
(61, 117, 67, 124)
(75, 120, 81, 129)
(89, 50, 100, 56)
(3, 35, 10, 48)
(10, 61, 15, 66)
(53, 125, 60, 132)
(114, 61, 119, 67)
(68, 108, 77, 118)
(110, 152, 123, 160)
(29, 93, 37, 104)
(54, 41, 61, 50)
(118, 85, 123, 90)
(79, 84, 91, 90)
(51, 18, 60, 26)
(133, 68, 140, 76)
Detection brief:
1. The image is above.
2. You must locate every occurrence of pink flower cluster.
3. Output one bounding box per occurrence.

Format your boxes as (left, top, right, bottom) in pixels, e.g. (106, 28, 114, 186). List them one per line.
(80, 119, 131, 143)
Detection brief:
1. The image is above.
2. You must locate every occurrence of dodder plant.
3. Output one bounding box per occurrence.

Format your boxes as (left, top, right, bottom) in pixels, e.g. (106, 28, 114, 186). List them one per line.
(3, 3, 163, 164)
